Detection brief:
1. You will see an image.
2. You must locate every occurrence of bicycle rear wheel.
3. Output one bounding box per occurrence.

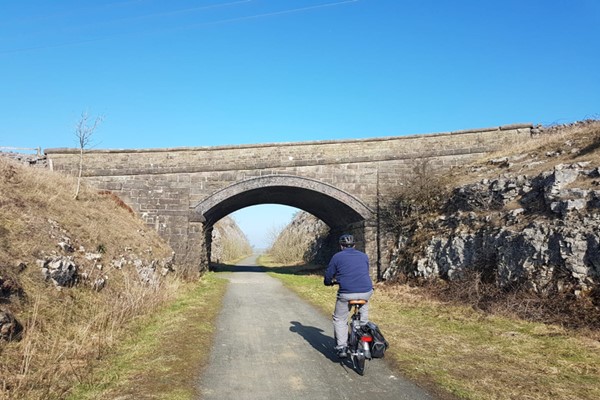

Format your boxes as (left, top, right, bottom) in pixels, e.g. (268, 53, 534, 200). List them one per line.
(354, 353, 367, 376)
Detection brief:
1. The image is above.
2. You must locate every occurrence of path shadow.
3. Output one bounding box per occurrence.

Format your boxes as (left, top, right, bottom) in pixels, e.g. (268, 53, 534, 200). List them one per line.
(210, 263, 266, 273)
(210, 262, 325, 276)
(289, 321, 340, 363)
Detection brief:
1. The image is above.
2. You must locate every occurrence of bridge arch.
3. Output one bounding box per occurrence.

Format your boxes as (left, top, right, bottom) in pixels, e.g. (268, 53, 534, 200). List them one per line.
(191, 175, 377, 269)
(192, 175, 374, 227)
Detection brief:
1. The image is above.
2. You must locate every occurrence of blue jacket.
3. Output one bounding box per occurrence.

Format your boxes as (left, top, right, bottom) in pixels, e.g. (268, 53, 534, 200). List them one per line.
(324, 247, 373, 294)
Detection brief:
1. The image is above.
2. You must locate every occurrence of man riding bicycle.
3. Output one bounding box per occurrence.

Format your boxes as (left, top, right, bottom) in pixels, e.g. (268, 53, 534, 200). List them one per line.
(324, 234, 374, 358)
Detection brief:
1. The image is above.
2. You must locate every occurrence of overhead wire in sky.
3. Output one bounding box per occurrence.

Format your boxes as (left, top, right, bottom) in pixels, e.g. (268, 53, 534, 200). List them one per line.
(189, 0, 359, 27)
(0, 0, 359, 55)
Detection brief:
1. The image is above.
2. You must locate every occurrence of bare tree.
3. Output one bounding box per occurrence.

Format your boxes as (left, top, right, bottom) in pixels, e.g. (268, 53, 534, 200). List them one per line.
(74, 111, 104, 200)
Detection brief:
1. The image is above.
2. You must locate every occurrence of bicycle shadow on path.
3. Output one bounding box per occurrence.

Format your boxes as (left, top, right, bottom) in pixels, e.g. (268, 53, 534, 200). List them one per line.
(289, 321, 341, 364)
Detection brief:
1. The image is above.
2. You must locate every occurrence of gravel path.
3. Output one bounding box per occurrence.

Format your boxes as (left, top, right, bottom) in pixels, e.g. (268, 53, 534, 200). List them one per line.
(197, 254, 435, 400)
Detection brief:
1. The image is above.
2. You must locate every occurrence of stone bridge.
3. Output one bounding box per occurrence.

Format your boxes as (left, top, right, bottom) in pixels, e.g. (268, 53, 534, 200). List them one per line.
(45, 124, 533, 278)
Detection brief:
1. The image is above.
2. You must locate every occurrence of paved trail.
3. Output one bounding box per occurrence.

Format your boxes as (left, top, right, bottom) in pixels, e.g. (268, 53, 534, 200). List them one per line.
(198, 254, 435, 400)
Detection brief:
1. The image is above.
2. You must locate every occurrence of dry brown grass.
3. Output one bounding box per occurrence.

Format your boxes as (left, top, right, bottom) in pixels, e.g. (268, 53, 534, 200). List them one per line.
(0, 157, 179, 399)
(373, 284, 600, 400)
(219, 238, 252, 262)
(0, 158, 171, 267)
(439, 121, 600, 222)
(268, 229, 309, 264)
(450, 120, 600, 187)
(267, 269, 600, 400)
(267, 212, 330, 265)
(385, 120, 600, 332)
(416, 272, 600, 337)
(212, 218, 253, 263)
(68, 273, 228, 400)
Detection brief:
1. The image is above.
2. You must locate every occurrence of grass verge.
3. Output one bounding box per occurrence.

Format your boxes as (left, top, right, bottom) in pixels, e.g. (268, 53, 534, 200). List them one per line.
(262, 260, 600, 400)
(67, 273, 228, 400)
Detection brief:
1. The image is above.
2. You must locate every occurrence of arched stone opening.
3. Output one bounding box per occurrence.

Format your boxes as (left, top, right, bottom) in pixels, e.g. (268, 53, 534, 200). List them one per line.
(189, 175, 378, 275)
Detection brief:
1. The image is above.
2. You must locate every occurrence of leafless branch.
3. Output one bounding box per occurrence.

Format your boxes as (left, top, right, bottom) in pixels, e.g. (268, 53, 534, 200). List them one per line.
(74, 111, 104, 200)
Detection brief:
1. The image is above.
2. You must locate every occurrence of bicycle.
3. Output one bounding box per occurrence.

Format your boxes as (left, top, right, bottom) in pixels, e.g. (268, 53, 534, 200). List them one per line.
(345, 299, 373, 375)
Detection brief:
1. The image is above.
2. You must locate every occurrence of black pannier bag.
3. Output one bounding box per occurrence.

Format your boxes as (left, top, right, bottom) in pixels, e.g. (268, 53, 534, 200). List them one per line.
(363, 321, 389, 358)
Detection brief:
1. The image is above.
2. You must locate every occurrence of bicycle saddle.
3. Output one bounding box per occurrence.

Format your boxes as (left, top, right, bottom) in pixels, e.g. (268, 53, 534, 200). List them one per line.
(348, 299, 368, 305)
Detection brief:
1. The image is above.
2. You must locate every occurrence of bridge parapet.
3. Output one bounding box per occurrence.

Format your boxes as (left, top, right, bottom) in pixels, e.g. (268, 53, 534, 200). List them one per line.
(45, 124, 532, 176)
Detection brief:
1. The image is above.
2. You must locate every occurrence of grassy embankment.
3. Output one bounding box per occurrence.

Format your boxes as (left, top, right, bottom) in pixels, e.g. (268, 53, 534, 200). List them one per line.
(69, 272, 227, 400)
(259, 256, 600, 400)
(0, 157, 231, 399)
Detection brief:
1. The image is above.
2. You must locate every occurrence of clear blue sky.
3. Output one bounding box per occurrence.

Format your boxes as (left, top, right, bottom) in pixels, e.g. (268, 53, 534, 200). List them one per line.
(2, 0, 599, 248)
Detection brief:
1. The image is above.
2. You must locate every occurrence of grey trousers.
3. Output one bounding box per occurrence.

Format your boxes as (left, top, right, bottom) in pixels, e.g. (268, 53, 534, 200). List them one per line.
(332, 290, 374, 347)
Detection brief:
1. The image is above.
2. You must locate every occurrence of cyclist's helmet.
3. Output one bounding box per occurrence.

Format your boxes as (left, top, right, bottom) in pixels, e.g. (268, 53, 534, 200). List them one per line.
(339, 234, 355, 247)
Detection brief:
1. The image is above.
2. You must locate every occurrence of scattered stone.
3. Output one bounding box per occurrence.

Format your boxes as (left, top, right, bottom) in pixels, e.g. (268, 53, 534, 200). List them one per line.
(489, 157, 510, 168)
(85, 253, 102, 261)
(137, 265, 159, 286)
(111, 258, 126, 269)
(0, 309, 23, 341)
(509, 154, 529, 162)
(0, 275, 25, 300)
(550, 199, 587, 217)
(58, 240, 74, 253)
(506, 208, 525, 225)
(92, 277, 107, 292)
(589, 167, 600, 178)
(16, 262, 26, 273)
(40, 256, 79, 287)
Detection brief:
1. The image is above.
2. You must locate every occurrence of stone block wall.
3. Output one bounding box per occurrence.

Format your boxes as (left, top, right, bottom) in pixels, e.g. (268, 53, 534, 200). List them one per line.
(45, 124, 533, 274)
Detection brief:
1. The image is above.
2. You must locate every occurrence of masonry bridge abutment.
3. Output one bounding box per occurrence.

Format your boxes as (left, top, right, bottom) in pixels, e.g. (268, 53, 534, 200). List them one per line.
(45, 123, 533, 278)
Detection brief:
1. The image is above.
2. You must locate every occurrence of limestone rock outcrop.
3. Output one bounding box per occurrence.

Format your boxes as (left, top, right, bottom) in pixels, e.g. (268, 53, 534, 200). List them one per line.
(384, 162, 600, 296)
(269, 211, 330, 264)
(210, 216, 252, 263)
